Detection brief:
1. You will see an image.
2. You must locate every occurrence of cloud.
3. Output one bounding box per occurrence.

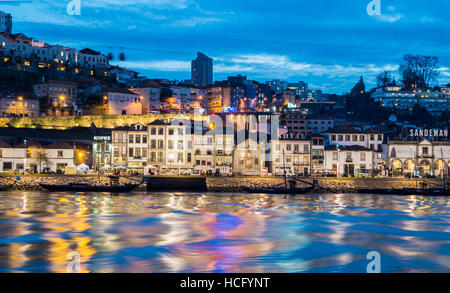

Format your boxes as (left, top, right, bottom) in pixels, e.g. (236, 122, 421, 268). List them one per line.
(117, 60, 191, 71)
(170, 17, 224, 27)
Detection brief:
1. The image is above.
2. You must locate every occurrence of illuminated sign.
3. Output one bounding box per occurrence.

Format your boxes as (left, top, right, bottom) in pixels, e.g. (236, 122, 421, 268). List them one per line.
(409, 128, 448, 138)
(94, 136, 111, 141)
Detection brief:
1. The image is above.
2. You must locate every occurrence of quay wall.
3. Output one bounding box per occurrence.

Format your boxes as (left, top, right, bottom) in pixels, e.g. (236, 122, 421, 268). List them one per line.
(0, 114, 206, 129)
(0, 175, 444, 193)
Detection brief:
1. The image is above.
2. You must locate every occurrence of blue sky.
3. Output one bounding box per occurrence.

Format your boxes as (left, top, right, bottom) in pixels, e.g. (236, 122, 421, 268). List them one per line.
(2, 0, 449, 93)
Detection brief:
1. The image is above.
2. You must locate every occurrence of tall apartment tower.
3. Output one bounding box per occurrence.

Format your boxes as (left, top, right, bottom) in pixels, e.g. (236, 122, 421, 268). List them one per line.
(191, 52, 213, 88)
(0, 11, 12, 35)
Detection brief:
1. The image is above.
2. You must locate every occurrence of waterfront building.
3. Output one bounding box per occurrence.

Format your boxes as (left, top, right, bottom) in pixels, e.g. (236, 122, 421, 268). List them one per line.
(92, 133, 113, 172)
(311, 134, 326, 175)
(272, 134, 311, 176)
(0, 139, 76, 173)
(387, 138, 450, 178)
(324, 145, 375, 177)
(0, 95, 39, 117)
(371, 86, 450, 116)
(33, 80, 77, 116)
(233, 137, 265, 176)
(327, 125, 385, 175)
(191, 52, 213, 88)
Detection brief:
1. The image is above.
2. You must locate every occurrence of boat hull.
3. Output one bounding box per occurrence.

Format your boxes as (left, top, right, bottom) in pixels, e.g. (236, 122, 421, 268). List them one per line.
(40, 184, 140, 193)
(357, 188, 450, 196)
(243, 186, 315, 194)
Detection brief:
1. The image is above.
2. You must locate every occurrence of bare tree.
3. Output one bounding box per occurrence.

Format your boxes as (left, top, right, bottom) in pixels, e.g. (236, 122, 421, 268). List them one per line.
(399, 54, 439, 89)
(29, 146, 52, 173)
(376, 71, 395, 89)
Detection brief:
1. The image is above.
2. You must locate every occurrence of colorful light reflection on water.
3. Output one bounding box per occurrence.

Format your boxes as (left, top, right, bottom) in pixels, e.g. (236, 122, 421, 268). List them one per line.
(0, 192, 449, 273)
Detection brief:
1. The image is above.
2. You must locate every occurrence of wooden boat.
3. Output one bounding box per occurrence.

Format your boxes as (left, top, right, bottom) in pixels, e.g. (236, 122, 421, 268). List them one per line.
(243, 185, 316, 194)
(40, 182, 141, 193)
(357, 188, 450, 196)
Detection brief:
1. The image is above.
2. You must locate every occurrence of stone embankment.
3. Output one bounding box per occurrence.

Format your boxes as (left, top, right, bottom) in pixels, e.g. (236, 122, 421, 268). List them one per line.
(0, 175, 444, 193)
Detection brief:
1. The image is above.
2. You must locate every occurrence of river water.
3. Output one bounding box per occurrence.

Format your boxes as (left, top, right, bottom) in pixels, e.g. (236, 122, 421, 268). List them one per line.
(0, 191, 449, 273)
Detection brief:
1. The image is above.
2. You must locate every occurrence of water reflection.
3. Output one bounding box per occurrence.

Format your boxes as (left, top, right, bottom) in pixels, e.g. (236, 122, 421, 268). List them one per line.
(0, 192, 449, 273)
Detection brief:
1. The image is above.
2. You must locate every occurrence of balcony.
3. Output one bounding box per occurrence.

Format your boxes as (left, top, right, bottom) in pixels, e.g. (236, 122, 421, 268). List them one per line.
(312, 156, 324, 160)
(345, 158, 353, 163)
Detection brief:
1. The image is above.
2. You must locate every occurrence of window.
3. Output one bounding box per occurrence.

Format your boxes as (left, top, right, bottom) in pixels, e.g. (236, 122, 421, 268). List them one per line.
(159, 140, 164, 149)
(346, 153, 352, 160)
(150, 152, 156, 162)
(129, 148, 133, 157)
(338, 135, 343, 141)
(57, 151, 63, 158)
(345, 135, 351, 141)
(187, 153, 192, 163)
(360, 135, 365, 141)
(178, 140, 184, 150)
(142, 148, 147, 158)
(377, 134, 382, 141)
(168, 140, 173, 149)
(303, 144, 309, 153)
(360, 153, 366, 161)
(135, 135, 141, 144)
(352, 135, 358, 141)
(423, 147, 429, 155)
(159, 128, 164, 135)
(142, 135, 147, 144)
(151, 128, 156, 135)
(178, 128, 183, 135)
(129, 135, 134, 144)
(370, 134, 375, 141)
(286, 144, 291, 151)
(158, 152, 163, 162)
(135, 148, 141, 158)
(168, 128, 174, 135)
(331, 135, 336, 141)
(333, 152, 338, 161)
(151, 140, 156, 149)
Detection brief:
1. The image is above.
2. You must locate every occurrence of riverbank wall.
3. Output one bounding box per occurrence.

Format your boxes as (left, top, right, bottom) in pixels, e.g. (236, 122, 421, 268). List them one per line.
(0, 175, 445, 193)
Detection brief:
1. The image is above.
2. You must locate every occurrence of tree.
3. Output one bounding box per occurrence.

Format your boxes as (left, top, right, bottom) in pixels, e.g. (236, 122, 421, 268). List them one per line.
(29, 146, 52, 173)
(410, 104, 433, 126)
(376, 71, 395, 89)
(399, 54, 439, 89)
(351, 75, 366, 96)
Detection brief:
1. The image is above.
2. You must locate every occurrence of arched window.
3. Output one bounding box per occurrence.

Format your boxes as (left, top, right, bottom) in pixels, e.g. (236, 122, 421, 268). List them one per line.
(390, 148, 396, 158)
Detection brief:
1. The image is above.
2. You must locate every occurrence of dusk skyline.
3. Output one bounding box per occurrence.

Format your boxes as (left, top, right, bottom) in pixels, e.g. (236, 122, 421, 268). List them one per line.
(2, 0, 450, 92)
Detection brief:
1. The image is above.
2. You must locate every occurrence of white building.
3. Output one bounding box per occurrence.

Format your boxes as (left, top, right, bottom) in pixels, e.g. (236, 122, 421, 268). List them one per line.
(0, 140, 75, 173)
(102, 88, 142, 115)
(272, 134, 311, 176)
(327, 125, 385, 175)
(387, 138, 450, 178)
(324, 145, 375, 177)
(371, 87, 450, 116)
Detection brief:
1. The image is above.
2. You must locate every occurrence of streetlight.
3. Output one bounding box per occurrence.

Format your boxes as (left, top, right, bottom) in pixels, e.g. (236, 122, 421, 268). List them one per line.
(23, 139, 27, 175)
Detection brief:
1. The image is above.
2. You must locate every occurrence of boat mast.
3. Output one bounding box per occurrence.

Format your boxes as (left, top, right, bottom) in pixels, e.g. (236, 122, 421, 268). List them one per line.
(283, 148, 287, 189)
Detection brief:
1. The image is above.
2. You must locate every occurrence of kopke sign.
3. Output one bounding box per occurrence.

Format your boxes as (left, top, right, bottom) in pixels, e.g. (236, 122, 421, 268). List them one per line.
(410, 128, 449, 138)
